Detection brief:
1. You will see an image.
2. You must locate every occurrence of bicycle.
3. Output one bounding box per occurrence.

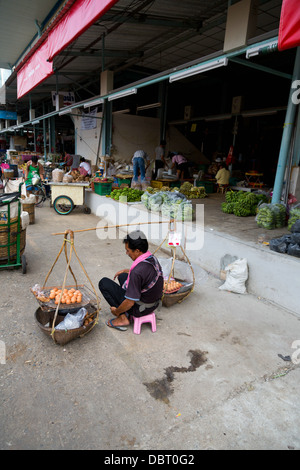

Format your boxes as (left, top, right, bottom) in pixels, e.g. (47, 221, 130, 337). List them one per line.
(26, 181, 49, 207)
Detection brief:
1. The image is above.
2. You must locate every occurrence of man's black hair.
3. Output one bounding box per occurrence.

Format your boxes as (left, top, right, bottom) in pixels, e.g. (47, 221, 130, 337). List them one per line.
(123, 230, 148, 253)
(31, 155, 38, 164)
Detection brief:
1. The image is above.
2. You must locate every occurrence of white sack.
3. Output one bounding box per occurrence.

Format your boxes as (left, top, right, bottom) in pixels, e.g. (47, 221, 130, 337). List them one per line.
(219, 258, 248, 294)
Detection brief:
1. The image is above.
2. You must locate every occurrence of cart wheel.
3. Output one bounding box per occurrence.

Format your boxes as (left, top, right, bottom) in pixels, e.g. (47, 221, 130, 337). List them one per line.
(84, 206, 91, 214)
(53, 195, 74, 215)
(21, 254, 27, 274)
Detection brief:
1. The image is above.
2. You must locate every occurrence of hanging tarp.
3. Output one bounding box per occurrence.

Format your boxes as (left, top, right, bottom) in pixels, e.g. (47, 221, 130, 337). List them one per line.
(17, 40, 53, 99)
(47, 0, 119, 61)
(17, 0, 119, 99)
(278, 0, 300, 51)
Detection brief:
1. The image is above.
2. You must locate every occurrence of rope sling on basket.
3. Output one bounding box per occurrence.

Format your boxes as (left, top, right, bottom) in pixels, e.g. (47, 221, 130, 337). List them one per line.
(152, 219, 195, 307)
(42, 229, 100, 344)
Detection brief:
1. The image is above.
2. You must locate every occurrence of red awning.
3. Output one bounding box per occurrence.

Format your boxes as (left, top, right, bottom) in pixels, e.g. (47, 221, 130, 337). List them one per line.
(278, 0, 300, 51)
(17, 0, 119, 99)
(17, 40, 53, 99)
(47, 0, 119, 61)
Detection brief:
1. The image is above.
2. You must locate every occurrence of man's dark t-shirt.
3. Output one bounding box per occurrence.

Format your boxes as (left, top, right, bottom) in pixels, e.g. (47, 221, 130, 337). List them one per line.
(125, 256, 163, 317)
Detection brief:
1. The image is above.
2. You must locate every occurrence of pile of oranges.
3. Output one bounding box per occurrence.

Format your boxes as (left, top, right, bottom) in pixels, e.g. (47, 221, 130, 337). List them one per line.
(49, 287, 83, 305)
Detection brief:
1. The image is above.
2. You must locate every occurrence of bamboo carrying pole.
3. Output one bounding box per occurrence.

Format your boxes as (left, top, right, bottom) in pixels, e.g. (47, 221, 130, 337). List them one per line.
(51, 220, 170, 236)
(51, 220, 195, 306)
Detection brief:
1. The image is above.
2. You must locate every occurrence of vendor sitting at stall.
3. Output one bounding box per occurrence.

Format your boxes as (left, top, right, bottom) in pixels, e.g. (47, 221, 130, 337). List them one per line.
(99, 230, 164, 331)
(79, 157, 91, 176)
(215, 163, 230, 189)
(24, 155, 44, 195)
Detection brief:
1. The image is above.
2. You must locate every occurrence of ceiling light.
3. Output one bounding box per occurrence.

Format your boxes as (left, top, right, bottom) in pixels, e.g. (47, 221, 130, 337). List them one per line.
(246, 40, 278, 59)
(59, 108, 72, 116)
(241, 109, 278, 117)
(136, 102, 161, 111)
(169, 58, 228, 83)
(112, 108, 131, 115)
(32, 120, 40, 125)
(108, 88, 137, 101)
(205, 114, 232, 122)
(83, 98, 104, 108)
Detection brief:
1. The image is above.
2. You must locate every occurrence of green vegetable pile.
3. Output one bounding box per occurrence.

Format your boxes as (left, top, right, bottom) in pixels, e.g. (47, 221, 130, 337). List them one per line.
(141, 189, 193, 221)
(256, 203, 286, 229)
(288, 206, 300, 230)
(146, 183, 206, 199)
(178, 182, 207, 199)
(221, 190, 269, 217)
(110, 187, 144, 202)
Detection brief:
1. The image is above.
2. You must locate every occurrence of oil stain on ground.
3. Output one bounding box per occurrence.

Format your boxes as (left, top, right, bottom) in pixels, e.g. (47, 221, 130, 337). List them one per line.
(144, 349, 208, 404)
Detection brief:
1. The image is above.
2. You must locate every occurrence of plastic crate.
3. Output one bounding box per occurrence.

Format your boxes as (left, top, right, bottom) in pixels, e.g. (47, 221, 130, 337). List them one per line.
(94, 182, 112, 196)
(151, 180, 163, 189)
(117, 178, 132, 186)
(196, 181, 214, 193)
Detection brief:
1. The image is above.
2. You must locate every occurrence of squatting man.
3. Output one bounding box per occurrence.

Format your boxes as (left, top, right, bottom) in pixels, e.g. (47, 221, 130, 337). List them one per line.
(99, 230, 163, 331)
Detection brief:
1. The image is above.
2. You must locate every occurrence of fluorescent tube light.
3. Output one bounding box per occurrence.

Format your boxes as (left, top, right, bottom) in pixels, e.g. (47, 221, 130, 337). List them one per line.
(32, 120, 40, 125)
(205, 114, 232, 122)
(246, 40, 278, 59)
(108, 88, 137, 101)
(83, 98, 104, 108)
(59, 108, 72, 116)
(137, 102, 161, 111)
(169, 58, 228, 83)
(241, 109, 277, 117)
(112, 108, 131, 115)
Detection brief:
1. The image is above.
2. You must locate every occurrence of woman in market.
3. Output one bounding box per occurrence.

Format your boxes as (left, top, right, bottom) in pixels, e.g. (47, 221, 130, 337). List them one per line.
(215, 163, 230, 189)
(171, 152, 189, 181)
(99, 230, 164, 331)
(24, 155, 44, 196)
(64, 151, 73, 171)
(79, 157, 91, 176)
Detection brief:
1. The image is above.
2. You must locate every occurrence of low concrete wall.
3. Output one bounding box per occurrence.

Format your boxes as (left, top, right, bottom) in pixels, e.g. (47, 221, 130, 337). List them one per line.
(85, 189, 300, 315)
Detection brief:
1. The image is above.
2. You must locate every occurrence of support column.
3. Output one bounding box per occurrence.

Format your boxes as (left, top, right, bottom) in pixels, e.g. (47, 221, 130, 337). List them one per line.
(100, 70, 114, 157)
(272, 47, 300, 203)
(292, 105, 300, 166)
(49, 116, 56, 153)
(158, 81, 168, 142)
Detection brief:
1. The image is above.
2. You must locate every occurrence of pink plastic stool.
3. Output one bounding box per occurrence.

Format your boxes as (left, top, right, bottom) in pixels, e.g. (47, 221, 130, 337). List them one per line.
(131, 312, 156, 335)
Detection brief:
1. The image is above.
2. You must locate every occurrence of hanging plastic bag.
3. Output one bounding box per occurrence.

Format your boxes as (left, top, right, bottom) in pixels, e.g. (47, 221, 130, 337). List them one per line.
(55, 308, 88, 331)
(31, 175, 41, 186)
(219, 258, 248, 294)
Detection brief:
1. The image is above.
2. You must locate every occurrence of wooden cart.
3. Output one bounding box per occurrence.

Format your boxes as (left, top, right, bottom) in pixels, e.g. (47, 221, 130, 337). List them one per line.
(49, 182, 90, 215)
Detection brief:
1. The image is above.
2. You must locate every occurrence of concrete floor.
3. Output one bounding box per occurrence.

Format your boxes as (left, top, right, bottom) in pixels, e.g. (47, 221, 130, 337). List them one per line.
(0, 201, 300, 451)
(192, 193, 291, 244)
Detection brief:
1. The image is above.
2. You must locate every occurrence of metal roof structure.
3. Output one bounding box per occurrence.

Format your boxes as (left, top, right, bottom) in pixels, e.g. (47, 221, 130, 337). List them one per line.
(0, 0, 289, 121)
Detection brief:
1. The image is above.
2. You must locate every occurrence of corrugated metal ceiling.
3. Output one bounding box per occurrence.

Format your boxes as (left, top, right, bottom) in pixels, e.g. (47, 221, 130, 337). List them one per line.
(0, 0, 285, 115)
